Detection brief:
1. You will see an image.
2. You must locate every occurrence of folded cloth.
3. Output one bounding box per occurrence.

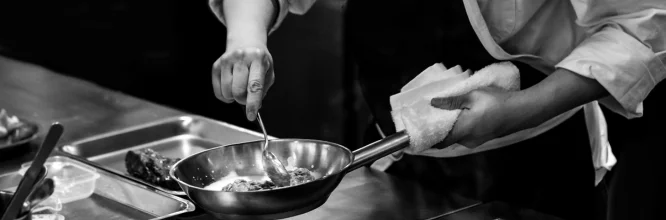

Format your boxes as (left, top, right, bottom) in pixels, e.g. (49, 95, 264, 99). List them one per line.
(371, 62, 616, 186)
(390, 62, 520, 153)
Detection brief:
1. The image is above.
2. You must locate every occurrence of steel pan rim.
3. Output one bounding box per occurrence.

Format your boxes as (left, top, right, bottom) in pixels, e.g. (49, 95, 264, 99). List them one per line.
(170, 138, 354, 193)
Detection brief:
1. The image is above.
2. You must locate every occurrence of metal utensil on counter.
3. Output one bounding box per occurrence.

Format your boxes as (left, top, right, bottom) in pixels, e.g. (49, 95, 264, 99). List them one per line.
(0, 166, 48, 220)
(171, 130, 410, 220)
(255, 112, 291, 187)
(0, 192, 30, 220)
(1, 123, 63, 220)
(21, 178, 54, 213)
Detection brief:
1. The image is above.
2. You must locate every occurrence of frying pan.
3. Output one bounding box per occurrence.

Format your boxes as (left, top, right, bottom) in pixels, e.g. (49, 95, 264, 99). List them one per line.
(170, 131, 409, 220)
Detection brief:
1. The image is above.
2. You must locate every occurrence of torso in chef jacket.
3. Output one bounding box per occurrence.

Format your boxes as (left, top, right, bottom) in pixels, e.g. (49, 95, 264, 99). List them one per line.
(209, 0, 666, 185)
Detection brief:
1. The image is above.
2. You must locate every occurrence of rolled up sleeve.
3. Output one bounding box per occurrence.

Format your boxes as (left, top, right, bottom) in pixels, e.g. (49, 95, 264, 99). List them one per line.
(209, 0, 317, 34)
(556, 1, 666, 119)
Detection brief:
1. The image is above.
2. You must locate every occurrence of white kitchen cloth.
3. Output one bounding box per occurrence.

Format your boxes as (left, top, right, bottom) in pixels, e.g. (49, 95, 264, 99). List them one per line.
(391, 62, 520, 153)
(370, 62, 616, 186)
(370, 62, 518, 171)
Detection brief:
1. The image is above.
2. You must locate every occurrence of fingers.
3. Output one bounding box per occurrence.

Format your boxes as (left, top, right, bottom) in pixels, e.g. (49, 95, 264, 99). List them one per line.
(212, 47, 274, 121)
(212, 60, 223, 98)
(212, 58, 234, 103)
(431, 93, 470, 110)
(436, 110, 471, 149)
(245, 57, 267, 121)
(220, 61, 234, 102)
(232, 61, 250, 104)
(431, 94, 472, 149)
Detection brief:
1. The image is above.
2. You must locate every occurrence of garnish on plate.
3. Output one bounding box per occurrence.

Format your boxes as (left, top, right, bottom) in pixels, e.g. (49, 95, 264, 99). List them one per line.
(0, 109, 37, 145)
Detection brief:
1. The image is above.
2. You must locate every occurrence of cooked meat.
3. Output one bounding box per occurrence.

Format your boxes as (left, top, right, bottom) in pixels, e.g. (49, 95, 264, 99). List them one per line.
(221, 179, 276, 192)
(221, 168, 316, 192)
(289, 168, 315, 185)
(125, 149, 181, 191)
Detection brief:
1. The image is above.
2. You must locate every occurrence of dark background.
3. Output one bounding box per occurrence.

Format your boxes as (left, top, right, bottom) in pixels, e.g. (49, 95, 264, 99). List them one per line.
(0, 0, 370, 149)
(2, 1, 665, 219)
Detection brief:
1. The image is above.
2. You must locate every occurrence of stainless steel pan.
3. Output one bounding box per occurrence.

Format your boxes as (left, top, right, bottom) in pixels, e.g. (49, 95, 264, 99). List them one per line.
(170, 131, 409, 219)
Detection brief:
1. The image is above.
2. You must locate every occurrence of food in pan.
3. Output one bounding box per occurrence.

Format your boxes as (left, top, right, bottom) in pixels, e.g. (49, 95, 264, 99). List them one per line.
(221, 179, 276, 192)
(0, 109, 37, 146)
(215, 168, 316, 192)
(125, 148, 182, 191)
(288, 168, 316, 185)
(124, 147, 317, 192)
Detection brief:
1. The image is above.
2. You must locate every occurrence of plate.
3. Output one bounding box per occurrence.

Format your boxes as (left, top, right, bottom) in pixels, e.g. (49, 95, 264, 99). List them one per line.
(0, 119, 39, 150)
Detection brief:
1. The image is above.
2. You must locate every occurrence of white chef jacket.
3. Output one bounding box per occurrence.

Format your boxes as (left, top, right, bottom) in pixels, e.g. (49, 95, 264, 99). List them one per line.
(210, 0, 666, 185)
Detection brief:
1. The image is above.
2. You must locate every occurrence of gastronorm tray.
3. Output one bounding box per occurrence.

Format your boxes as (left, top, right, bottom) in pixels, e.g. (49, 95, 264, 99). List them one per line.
(58, 115, 270, 195)
(0, 155, 195, 220)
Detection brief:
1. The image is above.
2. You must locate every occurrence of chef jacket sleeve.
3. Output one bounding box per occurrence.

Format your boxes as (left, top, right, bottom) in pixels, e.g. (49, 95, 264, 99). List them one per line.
(555, 0, 666, 119)
(209, 0, 317, 34)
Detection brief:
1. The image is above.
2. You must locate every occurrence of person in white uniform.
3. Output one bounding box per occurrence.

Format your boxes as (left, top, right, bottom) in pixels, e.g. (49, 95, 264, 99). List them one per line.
(209, 0, 666, 219)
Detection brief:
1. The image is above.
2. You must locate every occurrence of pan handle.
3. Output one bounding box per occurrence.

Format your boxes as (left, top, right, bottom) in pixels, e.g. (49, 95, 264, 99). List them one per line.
(346, 131, 410, 172)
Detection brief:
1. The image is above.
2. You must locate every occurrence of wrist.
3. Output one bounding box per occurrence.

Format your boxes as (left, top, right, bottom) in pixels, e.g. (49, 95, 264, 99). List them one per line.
(226, 27, 268, 50)
(222, 0, 274, 49)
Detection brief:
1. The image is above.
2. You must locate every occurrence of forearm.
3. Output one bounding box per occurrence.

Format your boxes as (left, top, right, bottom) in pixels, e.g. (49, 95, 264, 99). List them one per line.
(505, 68, 609, 133)
(223, 0, 276, 46)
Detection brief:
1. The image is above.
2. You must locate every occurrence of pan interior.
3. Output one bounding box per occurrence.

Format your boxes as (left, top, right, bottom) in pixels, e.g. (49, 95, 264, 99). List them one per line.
(173, 139, 353, 190)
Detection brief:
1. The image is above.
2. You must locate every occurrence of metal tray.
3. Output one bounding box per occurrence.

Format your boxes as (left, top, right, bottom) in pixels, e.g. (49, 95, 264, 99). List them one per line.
(0, 155, 195, 220)
(58, 115, 269, 195)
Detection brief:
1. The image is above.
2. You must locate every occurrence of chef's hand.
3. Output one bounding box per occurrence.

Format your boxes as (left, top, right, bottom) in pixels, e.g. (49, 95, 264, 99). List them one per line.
(212, 43, 274, 121)
(430, 87, 517, 149)
(430, 68, 611, 149)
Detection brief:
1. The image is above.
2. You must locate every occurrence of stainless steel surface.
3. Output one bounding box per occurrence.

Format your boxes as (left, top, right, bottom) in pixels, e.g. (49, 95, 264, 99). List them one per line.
(256, 112, 269, 152)
(429, 201, 565, 220)
(2, 123, 61, 220)
(0, 55, 183, 175)
(0, 155, 195, 220)
(171, 131, 409, 220)
(171, 139, 352, 220)
(58, 116, 266, 195)
(346, 131, 409, 171)
(1, 55, 481, 220)
(424, 203, 484, 220)
(256, 112, 291, 187)
(176, 168, 479, 220)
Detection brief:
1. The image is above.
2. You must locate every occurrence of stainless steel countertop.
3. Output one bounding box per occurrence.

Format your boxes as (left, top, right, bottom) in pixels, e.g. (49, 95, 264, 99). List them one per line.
(0, 56, 182, 174)
(0, 56, 479, 219)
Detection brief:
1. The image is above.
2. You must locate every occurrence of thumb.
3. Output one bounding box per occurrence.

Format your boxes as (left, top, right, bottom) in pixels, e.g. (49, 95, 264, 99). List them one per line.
(430, 93, 470, 110)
